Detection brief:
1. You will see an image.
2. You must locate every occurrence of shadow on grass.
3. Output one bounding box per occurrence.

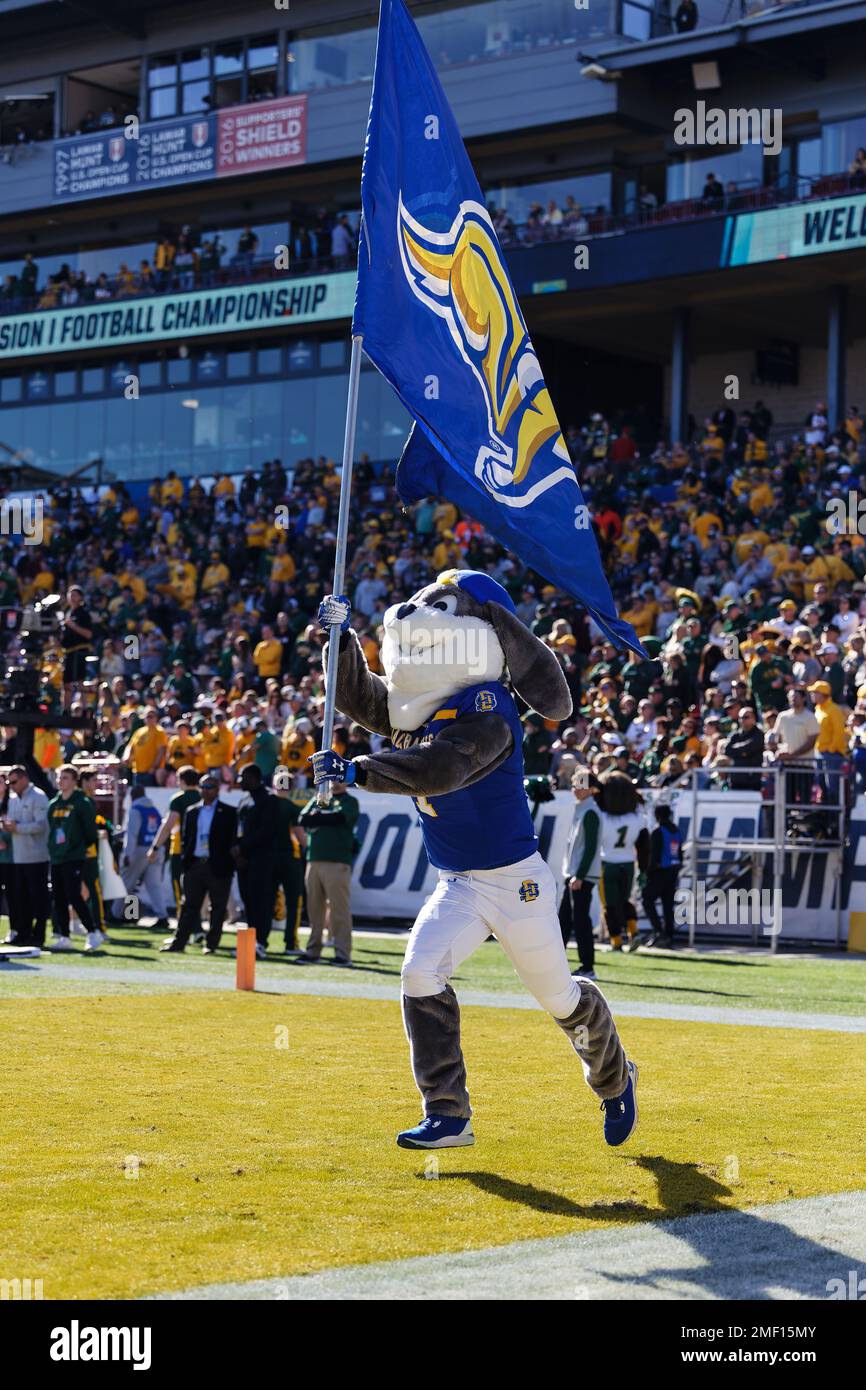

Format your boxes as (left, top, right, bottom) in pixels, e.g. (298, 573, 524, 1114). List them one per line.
(592, 975, 750, 1001)
(434, 1157, 734, 1224)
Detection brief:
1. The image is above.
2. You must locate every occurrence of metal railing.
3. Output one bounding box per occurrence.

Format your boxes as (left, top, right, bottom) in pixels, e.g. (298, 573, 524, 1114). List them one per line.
(672, 760, 847, 951)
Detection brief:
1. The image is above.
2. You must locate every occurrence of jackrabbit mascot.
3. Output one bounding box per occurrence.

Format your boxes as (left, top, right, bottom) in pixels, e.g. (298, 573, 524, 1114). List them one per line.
(311, 571, 638, 1149)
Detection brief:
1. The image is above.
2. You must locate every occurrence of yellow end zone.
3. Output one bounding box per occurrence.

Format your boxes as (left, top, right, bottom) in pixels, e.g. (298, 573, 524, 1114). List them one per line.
(2, 991, 864, 1300)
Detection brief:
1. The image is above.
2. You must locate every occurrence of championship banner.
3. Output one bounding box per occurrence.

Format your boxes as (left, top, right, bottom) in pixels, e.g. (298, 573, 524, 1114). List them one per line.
(52, 95, 308, 204)
(0, 272, 357, 360)
(216, 96, 308, 177)
(723, 191, 866, 266)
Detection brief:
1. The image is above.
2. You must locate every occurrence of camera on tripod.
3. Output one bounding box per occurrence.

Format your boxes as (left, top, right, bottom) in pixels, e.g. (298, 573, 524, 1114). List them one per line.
(0, 593, 62, 708)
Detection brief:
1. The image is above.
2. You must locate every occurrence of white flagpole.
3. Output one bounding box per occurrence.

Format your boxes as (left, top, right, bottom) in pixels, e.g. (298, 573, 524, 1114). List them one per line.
(316, 332, 364, 806)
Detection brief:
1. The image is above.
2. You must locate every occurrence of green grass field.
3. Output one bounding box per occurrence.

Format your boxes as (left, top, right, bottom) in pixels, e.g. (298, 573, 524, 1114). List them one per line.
(2, 989, 865, 1299)
(4, 923, 865, 1298)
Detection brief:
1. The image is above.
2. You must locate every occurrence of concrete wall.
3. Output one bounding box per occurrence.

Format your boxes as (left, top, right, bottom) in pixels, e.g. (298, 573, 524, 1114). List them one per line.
(665, 338, 866, 434)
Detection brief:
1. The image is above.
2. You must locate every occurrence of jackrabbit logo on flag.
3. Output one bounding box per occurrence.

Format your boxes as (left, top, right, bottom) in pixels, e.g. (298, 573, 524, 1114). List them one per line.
(353, 0, 643, 654)
(397, 196, 574, 507)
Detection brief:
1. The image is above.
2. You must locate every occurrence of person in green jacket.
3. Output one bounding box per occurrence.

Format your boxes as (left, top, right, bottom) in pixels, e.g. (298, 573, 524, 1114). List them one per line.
(48, 765, 99, 952)
(76, 769, 109, 940)
(296, 783, 359, 965)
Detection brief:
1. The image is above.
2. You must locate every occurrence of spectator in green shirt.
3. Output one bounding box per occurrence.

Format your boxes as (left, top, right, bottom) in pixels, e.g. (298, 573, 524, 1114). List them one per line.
(48, 765, 99, 952)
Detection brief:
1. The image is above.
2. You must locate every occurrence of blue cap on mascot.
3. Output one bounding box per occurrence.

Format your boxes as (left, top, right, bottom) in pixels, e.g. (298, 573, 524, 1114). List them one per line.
(437, 569, 517, 614)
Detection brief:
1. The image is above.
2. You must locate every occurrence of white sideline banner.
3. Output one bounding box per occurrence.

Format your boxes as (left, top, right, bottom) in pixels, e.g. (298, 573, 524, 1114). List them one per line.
(138, 786, 866, 942)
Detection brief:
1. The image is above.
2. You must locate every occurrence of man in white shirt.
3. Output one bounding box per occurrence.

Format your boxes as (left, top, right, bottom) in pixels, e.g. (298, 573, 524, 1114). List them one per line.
(626, 699, 658, 756)
(772, 686, 819, 809)
(3, 766, 50, 947)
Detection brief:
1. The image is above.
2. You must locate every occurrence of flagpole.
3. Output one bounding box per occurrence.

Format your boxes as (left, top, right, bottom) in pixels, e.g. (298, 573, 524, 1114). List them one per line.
(316, 332, 364, 806)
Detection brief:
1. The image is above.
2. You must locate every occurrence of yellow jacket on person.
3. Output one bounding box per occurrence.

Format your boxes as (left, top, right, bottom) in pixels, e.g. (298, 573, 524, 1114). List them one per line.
(127, 725, 168, 772)
(815, 700, 848, 755)
(254, 639, 282, 679)
(200, 724, 234, 768)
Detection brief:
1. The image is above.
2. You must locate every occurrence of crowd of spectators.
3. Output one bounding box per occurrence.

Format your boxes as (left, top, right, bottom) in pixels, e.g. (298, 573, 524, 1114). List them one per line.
(0, 214, 359, 314)
(0, 390, 864, 841)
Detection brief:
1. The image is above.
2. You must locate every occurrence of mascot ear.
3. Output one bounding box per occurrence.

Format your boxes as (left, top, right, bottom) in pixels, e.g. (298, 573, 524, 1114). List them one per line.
(481, 602, 573, 721)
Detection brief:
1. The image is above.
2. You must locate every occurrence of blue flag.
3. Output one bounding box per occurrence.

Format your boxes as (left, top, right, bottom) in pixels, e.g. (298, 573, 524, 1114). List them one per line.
(353, 0, 642, 655)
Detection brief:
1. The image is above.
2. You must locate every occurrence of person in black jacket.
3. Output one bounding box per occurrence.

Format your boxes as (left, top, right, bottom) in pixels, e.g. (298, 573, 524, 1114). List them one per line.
(161, 774, 238, 953)
(233, 763, 278, 957)
(641, 804, 683, 948)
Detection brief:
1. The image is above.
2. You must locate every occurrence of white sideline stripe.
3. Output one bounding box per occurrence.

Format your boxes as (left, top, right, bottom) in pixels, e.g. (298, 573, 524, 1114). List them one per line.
(6, 960, 866, 1032)
(147, 1189, 866, 1301)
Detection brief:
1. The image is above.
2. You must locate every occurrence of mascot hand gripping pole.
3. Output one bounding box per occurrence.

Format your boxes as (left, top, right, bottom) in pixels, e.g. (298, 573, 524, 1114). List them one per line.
(311, 570, 638, 1150)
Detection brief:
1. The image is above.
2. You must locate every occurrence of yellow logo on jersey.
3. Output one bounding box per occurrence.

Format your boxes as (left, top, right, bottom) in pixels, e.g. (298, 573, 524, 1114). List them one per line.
(475, 690, 497, 713)
(519, 879, 539, 903)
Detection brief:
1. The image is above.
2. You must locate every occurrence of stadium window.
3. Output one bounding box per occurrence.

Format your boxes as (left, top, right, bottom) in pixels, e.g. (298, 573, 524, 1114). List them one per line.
(287, 25, 377, 93)
(137, 359, 162, 389)
(287, 339, 316, 372)
(621, 1, 652, 42)
(248, 33, 279, 100)
(796, 137, 822, 194)
(320, 339, 346, 370)
(182, 81, 210, 114)
(181, 48, 209, 83)
(214, 42, 244, 109)
(81, 366, 105, 394)
(257, 346, 283, 375)
(147, 55, 178, 119)
(227, 350, 252, 379)
(167, 357, 192, 385)
(54, 369, 77, 397)
(822, 115, 866, 176)
(0, 377, 22, 403)
(196, 350, 224, 382)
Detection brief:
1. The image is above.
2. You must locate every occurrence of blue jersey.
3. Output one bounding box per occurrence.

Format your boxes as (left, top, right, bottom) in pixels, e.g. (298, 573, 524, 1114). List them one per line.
(401, 681, 537, 871)
(131, 802, 161, 848)
(656, 822, 682, 869)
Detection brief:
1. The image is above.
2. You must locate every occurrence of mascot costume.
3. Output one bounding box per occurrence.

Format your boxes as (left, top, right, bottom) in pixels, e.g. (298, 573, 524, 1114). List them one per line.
(311, 570, 638, 1150)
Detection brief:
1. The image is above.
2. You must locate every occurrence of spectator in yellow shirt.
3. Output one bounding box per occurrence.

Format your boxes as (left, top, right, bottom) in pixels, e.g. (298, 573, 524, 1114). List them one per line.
(199, 711, 235, 776)
(201, 552, 230, 593)
(281, 719, 315, 785)
(433, 501, 457, 534)
(166, 722, 200, 776)
(161, 472, 183, 504)
(691, 507, 723, 547)
(801, 547, 831, 583)
(271, 546, 296, 583)
(126, 708, 169, 787)
(117, 569, 147, 603)
(253, 625, 283, 683)
(809, 680, 848, 823)
(245, 515, 267, 549)
(213, 474, 235, 498)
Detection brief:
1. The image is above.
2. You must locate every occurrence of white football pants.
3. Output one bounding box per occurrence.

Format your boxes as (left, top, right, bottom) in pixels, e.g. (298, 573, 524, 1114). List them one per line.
(401, 851, 581, 1020)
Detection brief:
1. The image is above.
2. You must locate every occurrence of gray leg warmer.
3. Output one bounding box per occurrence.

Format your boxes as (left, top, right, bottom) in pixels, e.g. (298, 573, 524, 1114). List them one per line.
(554, 978, 629, 1100)
(401, 985, 471, 1119)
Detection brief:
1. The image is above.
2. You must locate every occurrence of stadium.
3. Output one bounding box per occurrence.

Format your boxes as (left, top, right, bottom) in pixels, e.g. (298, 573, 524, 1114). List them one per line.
(0, 0, 865, 1336)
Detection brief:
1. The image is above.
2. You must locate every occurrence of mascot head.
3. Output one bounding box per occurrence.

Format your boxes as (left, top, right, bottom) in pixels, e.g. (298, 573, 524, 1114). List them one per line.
(380, 568, 573, 731)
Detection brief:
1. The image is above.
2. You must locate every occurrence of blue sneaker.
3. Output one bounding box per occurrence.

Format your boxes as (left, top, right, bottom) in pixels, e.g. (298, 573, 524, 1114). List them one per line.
(601, 1060, 639, 1146)
(396, 1115, 475, 1149)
